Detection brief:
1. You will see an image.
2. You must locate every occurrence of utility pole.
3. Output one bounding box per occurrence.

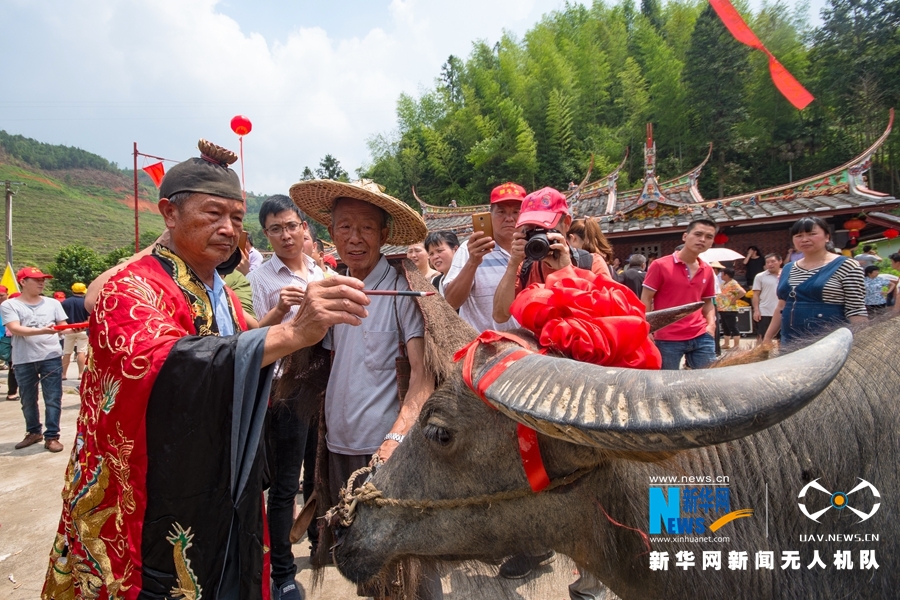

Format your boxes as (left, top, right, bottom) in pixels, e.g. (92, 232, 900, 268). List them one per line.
(4, 180, 23, 268)
(134, 143, 139, 252)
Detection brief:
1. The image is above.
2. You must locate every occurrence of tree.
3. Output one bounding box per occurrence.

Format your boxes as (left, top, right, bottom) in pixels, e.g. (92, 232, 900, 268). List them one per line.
(315, 154, 349, 181)
(683, 3, 751, 197)
(546, 88, 578, 185)
(47, 245, 107, 293)
(139, 230, 162, 248)
(360, 0, 897, 206)
(632, 14, 689, 176)
(440, 55, 465, 105)
(641, 0, 663, 30)
(104, 246, 134, 268)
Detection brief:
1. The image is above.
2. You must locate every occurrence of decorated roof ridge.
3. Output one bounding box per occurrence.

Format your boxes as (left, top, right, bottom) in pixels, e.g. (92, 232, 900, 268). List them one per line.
(609, 124, 711, 217)
(412, 186, 487, 214)
(569, 133, 712, 218)
(682, 109, 895, 210)
(566, 151, 629, 215)
(568, 151, 627, 197)
(618, 142, 713, 200)
(567, 153, 597, 198)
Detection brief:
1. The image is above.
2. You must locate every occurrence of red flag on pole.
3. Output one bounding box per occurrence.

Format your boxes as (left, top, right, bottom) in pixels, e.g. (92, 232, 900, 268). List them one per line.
(709, 0, 814, 110)
(142, 162, 166, 187)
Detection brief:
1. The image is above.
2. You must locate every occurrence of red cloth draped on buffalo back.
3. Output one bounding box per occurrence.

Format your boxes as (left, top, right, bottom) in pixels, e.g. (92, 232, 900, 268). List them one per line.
(510, 265, 661, 369)
(710, 0, 814, 110)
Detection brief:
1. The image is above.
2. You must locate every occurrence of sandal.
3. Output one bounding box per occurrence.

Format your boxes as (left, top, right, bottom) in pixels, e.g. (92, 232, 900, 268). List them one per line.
(6, 394, 19, 401)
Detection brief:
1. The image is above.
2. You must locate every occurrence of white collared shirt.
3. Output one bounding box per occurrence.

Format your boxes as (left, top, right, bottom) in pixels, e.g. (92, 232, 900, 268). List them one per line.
(247, 252, 324, 324)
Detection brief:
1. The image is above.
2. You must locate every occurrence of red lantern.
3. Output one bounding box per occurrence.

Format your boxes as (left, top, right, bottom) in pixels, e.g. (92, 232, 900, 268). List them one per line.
(230, 115, 252, 136)
(884, 229, 899, 239)
(843, 218, 866, 232)
(714, 233, 729, 245)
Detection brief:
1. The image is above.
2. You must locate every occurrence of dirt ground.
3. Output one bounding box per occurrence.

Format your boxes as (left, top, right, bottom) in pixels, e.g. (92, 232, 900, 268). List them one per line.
(0, 364, 608, 600)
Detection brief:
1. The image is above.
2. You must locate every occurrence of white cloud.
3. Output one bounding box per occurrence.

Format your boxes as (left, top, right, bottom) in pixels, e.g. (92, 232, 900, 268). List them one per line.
(0, 0, 581, 193)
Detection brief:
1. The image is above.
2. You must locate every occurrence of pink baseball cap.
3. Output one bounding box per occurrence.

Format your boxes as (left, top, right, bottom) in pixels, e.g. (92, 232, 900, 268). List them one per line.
(516, 187, 569, 229)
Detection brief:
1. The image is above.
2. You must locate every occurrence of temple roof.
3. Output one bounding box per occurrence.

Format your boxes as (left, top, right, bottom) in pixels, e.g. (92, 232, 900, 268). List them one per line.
(413, 111, 898, 242)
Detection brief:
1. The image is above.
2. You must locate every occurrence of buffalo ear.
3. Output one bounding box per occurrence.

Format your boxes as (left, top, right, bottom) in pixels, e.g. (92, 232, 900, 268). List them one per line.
(476, 329, 852, 452)
(645, 302, 704, 333)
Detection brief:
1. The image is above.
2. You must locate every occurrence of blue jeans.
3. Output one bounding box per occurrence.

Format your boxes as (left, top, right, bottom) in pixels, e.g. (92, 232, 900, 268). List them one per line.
(655, 333, 716, 370)
(15, 357, 64, 440)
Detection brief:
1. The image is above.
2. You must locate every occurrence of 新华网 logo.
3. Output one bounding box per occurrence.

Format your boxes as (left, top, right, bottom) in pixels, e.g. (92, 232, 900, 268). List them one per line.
(649, 485, 753, 535)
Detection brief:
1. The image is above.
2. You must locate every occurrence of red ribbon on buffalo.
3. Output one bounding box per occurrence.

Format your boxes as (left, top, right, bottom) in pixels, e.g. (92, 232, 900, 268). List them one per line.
(509, 265, 661, 370)
(454, 265, 661, 492)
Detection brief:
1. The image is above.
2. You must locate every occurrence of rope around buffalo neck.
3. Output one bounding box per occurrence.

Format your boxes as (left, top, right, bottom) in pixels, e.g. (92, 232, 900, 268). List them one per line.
(325, 464, 594, 528)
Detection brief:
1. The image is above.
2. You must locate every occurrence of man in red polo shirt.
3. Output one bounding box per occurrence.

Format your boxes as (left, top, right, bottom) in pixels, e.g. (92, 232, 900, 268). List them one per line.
(641, 219, 718, 370)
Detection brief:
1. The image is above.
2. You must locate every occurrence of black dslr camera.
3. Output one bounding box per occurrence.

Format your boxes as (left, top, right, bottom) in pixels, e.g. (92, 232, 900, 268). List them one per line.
(524, 227, 561, 261)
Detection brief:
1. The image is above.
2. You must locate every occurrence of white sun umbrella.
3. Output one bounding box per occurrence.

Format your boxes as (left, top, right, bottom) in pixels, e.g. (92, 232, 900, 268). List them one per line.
(700, 247, 745, 262)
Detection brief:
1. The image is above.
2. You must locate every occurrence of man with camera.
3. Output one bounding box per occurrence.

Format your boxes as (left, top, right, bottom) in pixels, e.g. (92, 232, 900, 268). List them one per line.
(489, 187, 605, 599)
(493, 187, 593, 325)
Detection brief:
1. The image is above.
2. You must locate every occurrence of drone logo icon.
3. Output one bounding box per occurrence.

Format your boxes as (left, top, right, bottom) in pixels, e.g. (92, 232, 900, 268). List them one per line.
(798, 478, 881, 523)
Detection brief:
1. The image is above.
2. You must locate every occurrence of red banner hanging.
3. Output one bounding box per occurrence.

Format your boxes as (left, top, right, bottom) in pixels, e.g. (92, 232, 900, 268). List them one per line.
(141, 162, 166, 187)
(709, 0, 814, 110)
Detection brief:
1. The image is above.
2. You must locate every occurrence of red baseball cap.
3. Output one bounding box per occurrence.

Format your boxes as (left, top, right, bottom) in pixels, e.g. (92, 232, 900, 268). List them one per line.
(53, 291, 66, 300)
(490, 182, 527, 204)
(16, 267, 53, 281)
(516, 187, 569, 229)
(323, 255, 338, 269)
(0, 286, 7, 294)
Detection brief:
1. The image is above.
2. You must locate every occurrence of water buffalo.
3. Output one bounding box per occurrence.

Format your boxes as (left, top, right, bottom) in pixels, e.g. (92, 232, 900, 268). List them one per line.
(332, 316, 897, 599)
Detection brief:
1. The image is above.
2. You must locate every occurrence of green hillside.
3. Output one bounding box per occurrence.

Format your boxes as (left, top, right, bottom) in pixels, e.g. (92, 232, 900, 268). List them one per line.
(0, 132, 317, 269)
(0, 159, 165, 269)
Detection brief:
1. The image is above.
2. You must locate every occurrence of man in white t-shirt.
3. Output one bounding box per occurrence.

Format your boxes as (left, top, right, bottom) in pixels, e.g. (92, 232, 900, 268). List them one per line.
(0, 267, 67, 452)
(752, 253, 782, 340)
(443, 182, 526, 332)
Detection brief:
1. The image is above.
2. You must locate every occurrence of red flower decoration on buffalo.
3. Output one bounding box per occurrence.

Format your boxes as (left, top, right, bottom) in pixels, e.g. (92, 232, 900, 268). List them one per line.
(510, 266, 661, 370)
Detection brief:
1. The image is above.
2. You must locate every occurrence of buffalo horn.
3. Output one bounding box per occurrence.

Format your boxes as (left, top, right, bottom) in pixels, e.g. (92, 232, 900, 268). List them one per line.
(645, 302, 704, 333)
(477, 328, 852, 452)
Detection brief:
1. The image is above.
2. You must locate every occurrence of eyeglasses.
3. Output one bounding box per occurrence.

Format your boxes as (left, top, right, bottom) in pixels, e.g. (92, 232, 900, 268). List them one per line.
(265, 222, 303, 236)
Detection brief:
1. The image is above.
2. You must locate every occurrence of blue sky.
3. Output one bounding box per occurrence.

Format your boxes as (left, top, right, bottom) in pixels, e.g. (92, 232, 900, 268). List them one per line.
(0, 0, 828, 194)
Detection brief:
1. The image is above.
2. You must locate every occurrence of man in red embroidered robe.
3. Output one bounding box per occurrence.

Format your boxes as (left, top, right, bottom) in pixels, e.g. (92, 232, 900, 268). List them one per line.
(43, 141, 370, 599)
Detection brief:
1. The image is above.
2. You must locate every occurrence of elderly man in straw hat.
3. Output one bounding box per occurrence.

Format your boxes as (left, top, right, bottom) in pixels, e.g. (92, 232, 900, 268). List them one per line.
(290, 179, 441, 598)
(43, 140, 370, 599)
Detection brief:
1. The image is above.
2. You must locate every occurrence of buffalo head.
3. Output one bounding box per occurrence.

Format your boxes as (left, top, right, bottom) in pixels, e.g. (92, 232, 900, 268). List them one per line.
(333, 325, 852, 595)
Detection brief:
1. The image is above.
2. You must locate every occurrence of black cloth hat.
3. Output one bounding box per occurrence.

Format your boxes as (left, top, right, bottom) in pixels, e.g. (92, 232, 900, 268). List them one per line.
(159, 139, 243, 202)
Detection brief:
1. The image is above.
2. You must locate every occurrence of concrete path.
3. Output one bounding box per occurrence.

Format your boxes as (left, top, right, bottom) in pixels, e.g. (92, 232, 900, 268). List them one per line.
(0, 362, 610, 600)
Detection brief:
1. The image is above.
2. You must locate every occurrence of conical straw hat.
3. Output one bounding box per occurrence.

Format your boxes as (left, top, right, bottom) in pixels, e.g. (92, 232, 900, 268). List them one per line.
(289, 179, 427, 245)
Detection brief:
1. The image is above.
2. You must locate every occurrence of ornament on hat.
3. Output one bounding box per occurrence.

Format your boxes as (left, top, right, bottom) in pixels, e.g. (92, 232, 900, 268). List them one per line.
(199, 139, 238, 167)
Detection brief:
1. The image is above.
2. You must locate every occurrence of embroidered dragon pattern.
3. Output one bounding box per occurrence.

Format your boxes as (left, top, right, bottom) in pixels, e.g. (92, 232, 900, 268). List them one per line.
(167, 524, 202, 600)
